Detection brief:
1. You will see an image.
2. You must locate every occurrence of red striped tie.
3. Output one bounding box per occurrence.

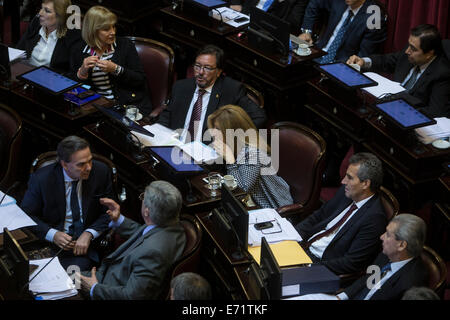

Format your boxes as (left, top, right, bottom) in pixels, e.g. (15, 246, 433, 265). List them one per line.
(187, 89, 206, 141)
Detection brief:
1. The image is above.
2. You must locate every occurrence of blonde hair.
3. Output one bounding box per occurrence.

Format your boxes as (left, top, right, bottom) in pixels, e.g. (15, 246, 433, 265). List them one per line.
(44, 0, 71, 38)
(207, 105, 270, 159)
(81, 6, 117, 49)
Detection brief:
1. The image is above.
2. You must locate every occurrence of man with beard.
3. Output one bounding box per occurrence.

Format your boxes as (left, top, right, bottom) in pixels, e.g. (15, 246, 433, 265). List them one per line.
(157, 44, 266, 143)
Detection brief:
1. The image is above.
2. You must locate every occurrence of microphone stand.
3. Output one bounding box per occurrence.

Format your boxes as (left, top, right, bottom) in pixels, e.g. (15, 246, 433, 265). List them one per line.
(212, 8, 226, 32)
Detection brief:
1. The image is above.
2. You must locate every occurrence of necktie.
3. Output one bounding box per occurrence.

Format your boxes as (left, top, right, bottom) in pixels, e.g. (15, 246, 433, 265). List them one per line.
(304, 203, 358, 249)
(403, 66, 421, 91)
(187, 89, 206, 141)
(380, 263, 391, 279)
(318, 10, 354, 64)
(261, 0, 274, 11)
(69, 180, 83, 238)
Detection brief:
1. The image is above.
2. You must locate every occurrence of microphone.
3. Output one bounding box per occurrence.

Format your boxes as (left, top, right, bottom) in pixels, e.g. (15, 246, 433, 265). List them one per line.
(212, 8, 226, 32)
(21, 234, 79, 295)
(0, 181, 20, 206)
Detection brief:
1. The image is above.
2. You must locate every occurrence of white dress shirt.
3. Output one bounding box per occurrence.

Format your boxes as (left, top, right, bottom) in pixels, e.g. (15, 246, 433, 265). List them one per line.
(309, 195, 374, 259)
(180, 85, 213, 143)
(29, 27, 58, 67)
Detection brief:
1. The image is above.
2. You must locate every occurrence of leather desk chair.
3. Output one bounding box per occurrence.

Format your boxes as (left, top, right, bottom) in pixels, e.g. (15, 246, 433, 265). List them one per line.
(271, 122, 326, 224)
(160, 214, 203, 299)
(125, 37, 175, 120)
(243, 83, 264, 109)
(0, 103, 22, 190)
(421, 245, 447, 298)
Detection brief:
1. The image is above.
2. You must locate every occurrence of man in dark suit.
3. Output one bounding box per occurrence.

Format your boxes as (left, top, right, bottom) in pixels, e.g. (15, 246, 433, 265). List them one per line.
(79, 181, 186, 300)
(21, 136, 113, 271)
(348, 24, 450, 117)
(157, 44, 266, 142)
(229, 0, 310, 35)
(298, 0, 387, 63)
(295, 152, 387, 275)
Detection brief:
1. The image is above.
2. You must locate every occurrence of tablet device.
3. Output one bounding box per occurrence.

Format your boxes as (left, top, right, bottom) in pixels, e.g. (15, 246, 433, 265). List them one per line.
(374, 99, 436, 130)
(316, 62, 378, 89)
(187, 0, 227, 9)
(148, 146, 205, 174)
(17, 66, 80, 95)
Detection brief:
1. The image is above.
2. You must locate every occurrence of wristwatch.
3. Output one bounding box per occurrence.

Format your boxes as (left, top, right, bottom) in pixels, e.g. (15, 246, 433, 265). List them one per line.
(301, 28, 312, 34)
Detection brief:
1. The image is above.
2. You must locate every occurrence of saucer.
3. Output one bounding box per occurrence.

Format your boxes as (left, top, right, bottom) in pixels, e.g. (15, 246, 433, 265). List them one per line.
(135, 112, 143, 121)
(224, 181, 238, 190)
(431, 139, 450, 149)
(296, 48, 311, 56)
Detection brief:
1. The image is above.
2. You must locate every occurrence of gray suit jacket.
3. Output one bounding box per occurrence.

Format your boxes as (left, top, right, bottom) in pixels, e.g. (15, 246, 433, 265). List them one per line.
(91, 217, 186, 300)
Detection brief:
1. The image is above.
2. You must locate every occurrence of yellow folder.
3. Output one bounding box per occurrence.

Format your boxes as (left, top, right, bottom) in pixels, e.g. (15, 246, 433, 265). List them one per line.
(248, 240, 312, 267)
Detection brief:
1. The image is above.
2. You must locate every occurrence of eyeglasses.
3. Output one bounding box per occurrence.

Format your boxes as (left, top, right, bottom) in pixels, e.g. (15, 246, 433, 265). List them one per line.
(139, 192, 144, 201)
(193, 63, 217, 73)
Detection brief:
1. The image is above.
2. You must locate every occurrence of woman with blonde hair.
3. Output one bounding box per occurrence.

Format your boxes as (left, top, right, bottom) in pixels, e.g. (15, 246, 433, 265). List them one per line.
(17, 0, 81, 72)
(207, 105, 293, 208)
(72, 5, 152, 115)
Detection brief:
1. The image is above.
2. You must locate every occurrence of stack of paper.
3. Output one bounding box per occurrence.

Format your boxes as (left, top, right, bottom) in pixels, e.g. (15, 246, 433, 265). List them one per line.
(415, 117, 450, 144)
(8, 47, 26, 62)
(132, 123, 182, 147)
(362, 72, 405, 98)
(0, 192, 37, 232)
(179, 141, 219, 163)
(210, 7, 249, 27)
(29, 257, 78, 300)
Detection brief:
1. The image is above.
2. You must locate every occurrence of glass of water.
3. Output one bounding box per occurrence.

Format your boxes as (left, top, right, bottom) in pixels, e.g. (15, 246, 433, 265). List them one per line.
(208, 172, 221, 197)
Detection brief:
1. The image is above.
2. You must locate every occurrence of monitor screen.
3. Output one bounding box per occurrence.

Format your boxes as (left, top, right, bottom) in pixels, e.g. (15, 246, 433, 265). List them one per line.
(221, 184, 248, 250)
(375, 99, 436, 129)
(248, 7, 290, 56)
(260, 237, 282, 300)
(17, 66, 80, 94)
(150, 146, 204, 173)
(317, 63, 378, 89)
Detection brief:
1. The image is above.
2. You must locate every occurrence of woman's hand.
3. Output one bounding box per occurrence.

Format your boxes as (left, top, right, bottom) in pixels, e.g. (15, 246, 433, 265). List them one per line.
(95, 59, 117, 74)
(80, 55, 99, 75)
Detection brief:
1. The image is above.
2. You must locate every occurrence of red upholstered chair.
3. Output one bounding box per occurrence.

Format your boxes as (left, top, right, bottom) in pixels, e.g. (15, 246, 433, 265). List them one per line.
(421, 245, 447, 298)
(271, 122, 326, 222)
(125, 37, 175, 120)
(0, 103, 22, 190)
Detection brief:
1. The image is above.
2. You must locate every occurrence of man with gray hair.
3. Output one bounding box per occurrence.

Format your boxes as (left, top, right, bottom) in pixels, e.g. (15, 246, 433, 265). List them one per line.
(295, 152, 387, 275)
(21, 135, 114, 271)
(79, 180, 186, 299)
(170, 272, 212, 300)
(338, 214, 428, 300)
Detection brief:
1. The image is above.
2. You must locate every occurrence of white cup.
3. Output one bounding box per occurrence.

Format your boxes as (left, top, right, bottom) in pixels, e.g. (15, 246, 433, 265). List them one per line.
(298, 43, 309, 55)
(223, 175, 236, 188)
(125, 105, 138, 121)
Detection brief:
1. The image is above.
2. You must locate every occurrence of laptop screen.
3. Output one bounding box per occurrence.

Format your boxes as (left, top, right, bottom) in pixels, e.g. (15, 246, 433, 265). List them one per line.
(318, 63, 378, 89)
(18, 66, 80, 94)
(375, 99, 436, 129)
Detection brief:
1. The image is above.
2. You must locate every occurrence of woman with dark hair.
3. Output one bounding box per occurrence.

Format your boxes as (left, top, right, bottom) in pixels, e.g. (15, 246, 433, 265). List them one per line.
(17, 0, 81, 73)
(72, 6, 152, 115)
(207, 104, 293, 208)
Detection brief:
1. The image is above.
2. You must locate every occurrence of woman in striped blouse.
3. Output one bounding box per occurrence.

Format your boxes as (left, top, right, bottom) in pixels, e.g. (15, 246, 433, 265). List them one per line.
(72, 6, 152, 115)
(207, 104, 294, 209)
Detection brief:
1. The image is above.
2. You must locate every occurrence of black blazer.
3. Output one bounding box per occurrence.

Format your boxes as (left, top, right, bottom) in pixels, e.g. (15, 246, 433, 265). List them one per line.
(295, 186, 387, 275)
(70, 37, 153, 115)
(238, 0, 310, 35)
(369, 51, 450, 117)
(16, 15, 82, 74)
(344, 252, 428, 300)
(20, 160, 113, 240)
(301, 0, 387, 61)
(157, 76, 267, 134)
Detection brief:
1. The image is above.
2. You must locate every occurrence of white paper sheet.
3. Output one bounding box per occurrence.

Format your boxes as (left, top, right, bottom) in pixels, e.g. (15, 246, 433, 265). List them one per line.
(415, 117, 450, 144)
(0, 202, 37, 232)
(29, 257, 76, 294)
(210, 7, 249, 27)
(132, 123, 182, 147)
(362, 72, 406, 98)
(8, 47, 26, 62)
(283, 293, 339, 300)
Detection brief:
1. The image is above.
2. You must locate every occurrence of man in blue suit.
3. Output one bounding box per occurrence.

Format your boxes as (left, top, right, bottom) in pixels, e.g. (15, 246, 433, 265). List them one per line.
(298, 0, 387, 63)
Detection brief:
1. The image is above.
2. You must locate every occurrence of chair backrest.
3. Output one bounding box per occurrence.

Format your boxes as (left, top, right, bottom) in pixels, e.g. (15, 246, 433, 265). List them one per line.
(442, 39, 450, 61)
(0, 103, 22, 189)
(125, 37, 175, 114)
(271, 122, 326, 208)
(379, 186, 399, 222)
(30, 151, 118, 194)
(421, 245, 447, 297)
(243, 83, 264, 109)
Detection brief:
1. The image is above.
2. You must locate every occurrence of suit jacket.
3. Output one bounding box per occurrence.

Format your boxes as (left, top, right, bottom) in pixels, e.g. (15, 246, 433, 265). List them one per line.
(295, 186, 387, 274)
(92, 217, 186, 300)
(301, 0, 387, 61)
(369, 51, 450, 117)
(157, 76, 267, 134)
(238, 0, 310, 35)
(16, 15, 82, 74)
(70, 37, 153, 115)
(20, 161, 113, 240)
(344, 252, 428, 300)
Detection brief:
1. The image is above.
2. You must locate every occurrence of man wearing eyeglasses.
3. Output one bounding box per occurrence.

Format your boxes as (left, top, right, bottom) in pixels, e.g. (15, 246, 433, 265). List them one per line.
(158, 44, 266, 142)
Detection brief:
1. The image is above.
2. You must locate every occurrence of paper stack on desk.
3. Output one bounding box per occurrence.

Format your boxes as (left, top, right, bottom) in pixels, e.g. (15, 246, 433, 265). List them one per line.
(0, 192, 37, 232)
(8, 47, 26, 62)
(362, 72, 405, 98)
(210, 7, 249, 27)
(415, 117, 450, 144)
(132, 123, 182, 147)
(29, 257, 77, 300)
